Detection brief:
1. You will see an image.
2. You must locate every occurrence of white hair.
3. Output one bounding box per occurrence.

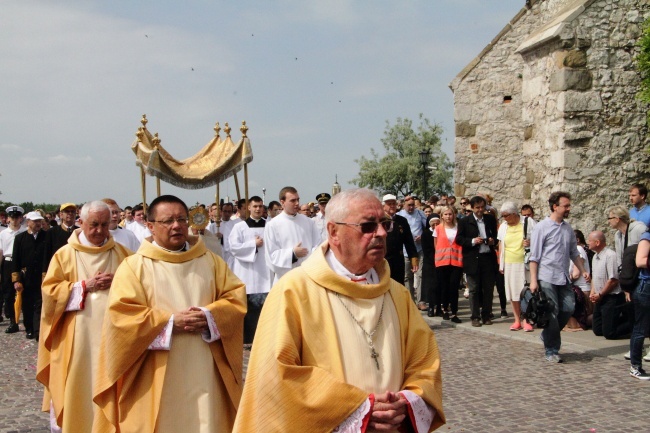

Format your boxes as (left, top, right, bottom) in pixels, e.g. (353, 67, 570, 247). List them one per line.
(80, 201, 110, 220)
(500, 201, 519, 215)
(325, 188, 380, 224)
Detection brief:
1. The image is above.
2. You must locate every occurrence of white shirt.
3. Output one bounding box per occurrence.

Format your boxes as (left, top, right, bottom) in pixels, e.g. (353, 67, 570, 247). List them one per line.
(264, 211, 322, 284)
(229, 220, 271, 294)
(110, 228, 140, 252)
(0, 225, 27, 258)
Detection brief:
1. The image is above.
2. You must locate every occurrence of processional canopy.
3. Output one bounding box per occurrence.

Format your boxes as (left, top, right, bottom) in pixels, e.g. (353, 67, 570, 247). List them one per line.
(132, 115, 253, 189)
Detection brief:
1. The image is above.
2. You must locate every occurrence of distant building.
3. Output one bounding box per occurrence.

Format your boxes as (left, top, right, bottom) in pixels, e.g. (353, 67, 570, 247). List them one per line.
(451, 0, 650, 231)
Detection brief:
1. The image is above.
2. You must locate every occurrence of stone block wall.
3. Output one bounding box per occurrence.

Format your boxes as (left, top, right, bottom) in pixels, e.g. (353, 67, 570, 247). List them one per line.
(452, 0, 650, 235)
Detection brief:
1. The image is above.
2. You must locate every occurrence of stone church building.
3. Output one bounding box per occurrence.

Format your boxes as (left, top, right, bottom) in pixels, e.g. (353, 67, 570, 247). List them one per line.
(451, 0, 650, 230)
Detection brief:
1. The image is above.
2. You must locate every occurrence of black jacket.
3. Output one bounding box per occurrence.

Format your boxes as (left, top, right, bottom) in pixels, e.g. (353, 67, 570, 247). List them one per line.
(385, 214, 418, 283)
(455, 213, 498, 275)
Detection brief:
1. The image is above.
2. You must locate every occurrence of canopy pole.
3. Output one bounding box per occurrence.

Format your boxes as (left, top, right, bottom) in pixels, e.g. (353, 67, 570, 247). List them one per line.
(244, 163, 250, 219)
(215, 182, 221, 234)
(140, 166, 147, 216)
(156, 176, 161, 197)
(234, 173, 241, 201)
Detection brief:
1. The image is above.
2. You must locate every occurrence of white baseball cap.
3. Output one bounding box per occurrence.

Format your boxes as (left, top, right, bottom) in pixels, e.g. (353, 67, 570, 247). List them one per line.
(382, 194, 397, 203)
(25, 211, 44, 221)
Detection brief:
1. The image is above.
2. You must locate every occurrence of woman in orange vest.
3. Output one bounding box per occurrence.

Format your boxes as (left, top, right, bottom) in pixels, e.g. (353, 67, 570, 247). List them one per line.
(434, 206, 463, 323)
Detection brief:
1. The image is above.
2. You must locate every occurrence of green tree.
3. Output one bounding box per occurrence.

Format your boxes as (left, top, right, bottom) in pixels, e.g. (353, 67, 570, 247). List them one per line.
(352, 114, 453, 198)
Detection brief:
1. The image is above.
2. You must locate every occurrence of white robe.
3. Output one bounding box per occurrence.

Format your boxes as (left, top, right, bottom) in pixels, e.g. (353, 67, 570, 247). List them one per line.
(109, 228, 139, 252)
(126, 221, 151, 244)
(313, 212, 327, 242)
(220, 218, 239, 270)
(263, 212, 321, 284)
(229, 220, 271, 295)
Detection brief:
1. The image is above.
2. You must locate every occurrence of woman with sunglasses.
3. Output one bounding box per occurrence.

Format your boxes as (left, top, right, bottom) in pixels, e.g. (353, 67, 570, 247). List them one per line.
(497, 201, 535, 331)
(433, 206, 463, 322)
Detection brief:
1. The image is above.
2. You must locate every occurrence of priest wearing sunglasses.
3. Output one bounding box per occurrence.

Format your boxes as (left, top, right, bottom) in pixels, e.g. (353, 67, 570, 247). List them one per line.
(234, 188, 445, 433)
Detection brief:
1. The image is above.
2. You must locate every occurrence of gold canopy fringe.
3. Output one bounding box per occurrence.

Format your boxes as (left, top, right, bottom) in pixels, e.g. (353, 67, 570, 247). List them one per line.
(131, 116, 253, 190)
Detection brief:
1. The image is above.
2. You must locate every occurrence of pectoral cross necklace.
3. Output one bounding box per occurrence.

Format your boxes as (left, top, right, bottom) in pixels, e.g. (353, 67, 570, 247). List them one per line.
(334, 292, 385, 370)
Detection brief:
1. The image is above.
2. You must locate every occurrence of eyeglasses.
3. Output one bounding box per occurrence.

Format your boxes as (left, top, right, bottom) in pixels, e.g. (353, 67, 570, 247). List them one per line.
(464, 210, 472, 214)
(335, 220, 393, 234)
(501, 213, 512, 218)
(153, 217, 189, 227)
(460, 201, 468, 205)
(607, 216, 617, 220)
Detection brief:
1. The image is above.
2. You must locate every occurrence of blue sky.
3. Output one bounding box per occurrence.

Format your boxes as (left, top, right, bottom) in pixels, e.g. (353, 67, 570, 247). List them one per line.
(0, 1, 523, 207)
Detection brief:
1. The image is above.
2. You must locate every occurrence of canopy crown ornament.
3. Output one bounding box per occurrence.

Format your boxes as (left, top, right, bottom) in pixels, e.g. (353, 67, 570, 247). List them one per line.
(224, 122, 232, 137)
(240, 121, 248, 138)
(152, 133, 161, 150)
(141, 114, 148, 129)
(214, 122, 221, 137)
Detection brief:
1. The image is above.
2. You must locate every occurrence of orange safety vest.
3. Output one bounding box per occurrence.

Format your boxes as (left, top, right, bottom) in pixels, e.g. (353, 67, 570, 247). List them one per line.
(434, 224, 463, 268)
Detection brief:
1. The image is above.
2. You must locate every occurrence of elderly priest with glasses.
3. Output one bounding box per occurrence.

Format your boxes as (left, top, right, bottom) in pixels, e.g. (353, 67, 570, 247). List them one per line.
(234, 188, 444, 433)
(93, 195, 246, 433)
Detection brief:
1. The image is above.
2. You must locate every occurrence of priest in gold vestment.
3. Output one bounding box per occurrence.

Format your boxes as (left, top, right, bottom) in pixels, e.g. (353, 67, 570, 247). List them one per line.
(37, 201, 132, 433)
(93, 195, 246, 433)
(234, 188, 445, 433)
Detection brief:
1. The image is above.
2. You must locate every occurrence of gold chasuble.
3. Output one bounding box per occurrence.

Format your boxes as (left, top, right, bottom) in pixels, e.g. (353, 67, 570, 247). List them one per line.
(93, 236, 246, 433)
(37, 231, 131, 433)
(233, 243, 445, 433)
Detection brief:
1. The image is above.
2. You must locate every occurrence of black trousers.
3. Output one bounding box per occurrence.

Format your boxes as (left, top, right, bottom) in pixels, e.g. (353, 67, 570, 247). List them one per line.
(21, 284, 42, 335)
(437, 265, 462, 315)
(592, 293, 632, 339)
(495, 271, 507, 311)
(466, 254, 497, 320)
(244, 293, 268, 345)
(1, 261, 16, 323)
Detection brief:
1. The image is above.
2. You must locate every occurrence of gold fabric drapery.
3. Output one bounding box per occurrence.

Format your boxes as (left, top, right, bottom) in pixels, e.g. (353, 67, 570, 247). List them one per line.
(132, 120, 253, 190)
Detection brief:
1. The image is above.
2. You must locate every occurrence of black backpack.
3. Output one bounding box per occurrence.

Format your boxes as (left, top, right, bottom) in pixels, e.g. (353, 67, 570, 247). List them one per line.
(619, 244, 640, 292)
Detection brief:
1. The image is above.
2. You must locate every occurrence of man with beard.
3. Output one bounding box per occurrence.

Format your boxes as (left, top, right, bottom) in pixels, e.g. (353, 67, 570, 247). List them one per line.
(11, 212, 47, 340)
(234, 188, 444, 433)
(529, 191, 590, 363)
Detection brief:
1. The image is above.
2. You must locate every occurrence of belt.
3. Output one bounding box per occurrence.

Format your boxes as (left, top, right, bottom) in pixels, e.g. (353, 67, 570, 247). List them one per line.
(3, 257, 11, 261)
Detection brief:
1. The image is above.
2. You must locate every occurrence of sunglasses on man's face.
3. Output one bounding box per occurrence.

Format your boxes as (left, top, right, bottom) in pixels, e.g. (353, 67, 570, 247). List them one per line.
(335, 220, 393, 234)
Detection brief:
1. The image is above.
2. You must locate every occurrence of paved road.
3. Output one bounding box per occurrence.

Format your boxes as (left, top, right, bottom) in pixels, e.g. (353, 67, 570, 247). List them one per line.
(1, 300, 649, 433)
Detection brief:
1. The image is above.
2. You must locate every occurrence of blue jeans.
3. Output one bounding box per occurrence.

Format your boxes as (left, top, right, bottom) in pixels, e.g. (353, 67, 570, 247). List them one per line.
(630, 280, 650, 366)
(539, 280, 575, 356)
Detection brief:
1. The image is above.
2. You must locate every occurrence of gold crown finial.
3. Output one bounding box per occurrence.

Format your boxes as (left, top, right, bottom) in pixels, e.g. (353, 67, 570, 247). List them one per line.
(136, 127, 144, 139)
(214, 122, 221, 137)
(141, 114, 148, 128)
(224, 122, 231, 137)
(240, 120, 248, 138)
(153, 132, 161, 149)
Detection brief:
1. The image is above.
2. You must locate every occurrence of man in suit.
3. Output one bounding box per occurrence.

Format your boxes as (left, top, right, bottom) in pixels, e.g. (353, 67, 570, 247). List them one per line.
(383, 194, 418, 286)
(455, 195, 498, 327)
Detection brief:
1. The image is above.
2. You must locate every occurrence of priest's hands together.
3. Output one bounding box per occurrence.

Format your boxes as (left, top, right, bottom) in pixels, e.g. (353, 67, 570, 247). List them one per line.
(86, 272, 114, 292)
(368, 391, 407, 432)
(173, 307, 208, 333)
(293, 242, 308, 258)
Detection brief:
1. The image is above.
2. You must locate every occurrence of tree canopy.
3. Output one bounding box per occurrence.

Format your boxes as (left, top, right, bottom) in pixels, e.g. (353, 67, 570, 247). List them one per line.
(352, 114, 453, 198)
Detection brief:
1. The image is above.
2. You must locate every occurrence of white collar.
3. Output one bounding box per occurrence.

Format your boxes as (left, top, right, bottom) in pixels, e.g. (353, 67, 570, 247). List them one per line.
(325, 249, 378, 284)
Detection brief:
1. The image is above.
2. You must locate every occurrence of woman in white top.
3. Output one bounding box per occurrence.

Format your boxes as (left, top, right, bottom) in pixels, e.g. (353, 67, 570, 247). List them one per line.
(497, 201, 535, 331)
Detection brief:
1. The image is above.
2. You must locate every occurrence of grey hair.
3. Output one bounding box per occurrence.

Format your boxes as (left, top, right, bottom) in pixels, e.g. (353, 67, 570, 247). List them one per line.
(607, 205, 630, 224)
(325, 188, 381, 224)
(80, 201, 110, 220)
(500, 201, 519, 215)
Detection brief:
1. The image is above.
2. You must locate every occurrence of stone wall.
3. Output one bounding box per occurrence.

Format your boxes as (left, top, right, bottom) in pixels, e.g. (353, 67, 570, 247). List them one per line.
(452, 0, 650, 235)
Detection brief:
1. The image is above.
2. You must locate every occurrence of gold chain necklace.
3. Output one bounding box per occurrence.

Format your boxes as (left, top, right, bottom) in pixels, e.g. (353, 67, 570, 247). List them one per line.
(334, 292, 385, 370)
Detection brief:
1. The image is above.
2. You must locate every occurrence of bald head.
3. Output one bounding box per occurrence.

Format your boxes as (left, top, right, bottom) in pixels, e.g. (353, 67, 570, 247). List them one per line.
(587, 230, 606, 252)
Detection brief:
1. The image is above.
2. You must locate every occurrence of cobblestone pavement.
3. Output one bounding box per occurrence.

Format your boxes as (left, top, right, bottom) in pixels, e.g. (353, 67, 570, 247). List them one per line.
(1, 312, 649, 432)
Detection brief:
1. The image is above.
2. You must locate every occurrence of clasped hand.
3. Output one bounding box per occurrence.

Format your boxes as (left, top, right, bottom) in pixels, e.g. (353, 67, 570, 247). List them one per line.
(86, 272, 114, 292)
(368, 391, 408, 432)
(173, 307, 208, 333)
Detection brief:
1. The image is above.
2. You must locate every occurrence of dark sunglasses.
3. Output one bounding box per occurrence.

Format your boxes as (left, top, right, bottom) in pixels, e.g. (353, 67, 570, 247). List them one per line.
(335, 220, 393, 234)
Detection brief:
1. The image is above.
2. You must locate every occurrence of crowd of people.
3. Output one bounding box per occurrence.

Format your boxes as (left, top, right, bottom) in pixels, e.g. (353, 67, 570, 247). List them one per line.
(0, 182, 648, 431)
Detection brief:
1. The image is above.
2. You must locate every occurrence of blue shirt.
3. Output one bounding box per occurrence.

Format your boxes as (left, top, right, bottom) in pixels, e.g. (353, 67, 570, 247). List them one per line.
(630, 204, 650, 228)
(397, 208, 427, 254)
(529, 217, 579, 285)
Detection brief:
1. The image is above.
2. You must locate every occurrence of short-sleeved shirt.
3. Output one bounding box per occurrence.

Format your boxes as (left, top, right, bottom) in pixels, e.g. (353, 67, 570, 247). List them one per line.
(591, 247, 620, 295)
(503, 224, 525, 264)
(639, 232, 650, 281)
